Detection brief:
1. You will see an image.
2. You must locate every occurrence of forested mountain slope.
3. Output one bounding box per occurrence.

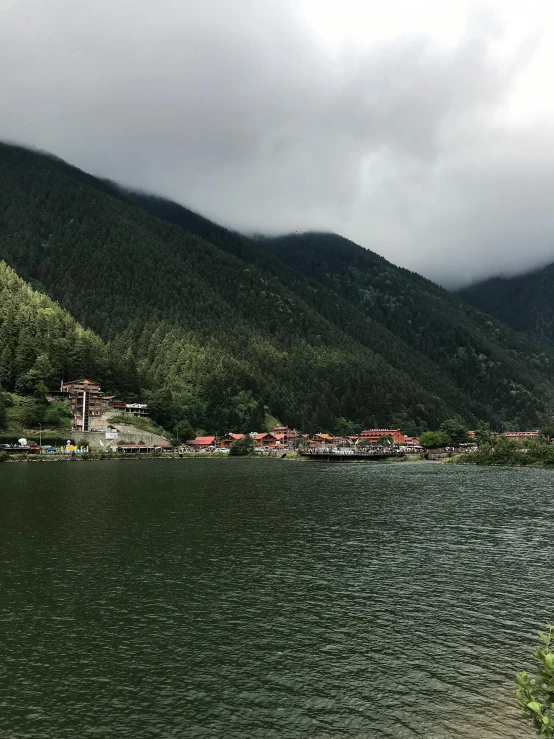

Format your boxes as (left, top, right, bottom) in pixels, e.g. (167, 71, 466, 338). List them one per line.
(1, 141, 553, 433)
(459, 264, 554, 346)
(257, 233, 554, 429)
(117, 187, 554, 431)
(0, 261, 122, 394)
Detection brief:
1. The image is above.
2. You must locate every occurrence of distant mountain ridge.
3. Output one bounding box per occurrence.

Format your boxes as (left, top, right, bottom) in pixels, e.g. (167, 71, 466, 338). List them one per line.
(459, 263, 554, 347)
(1, 141, 553, 433)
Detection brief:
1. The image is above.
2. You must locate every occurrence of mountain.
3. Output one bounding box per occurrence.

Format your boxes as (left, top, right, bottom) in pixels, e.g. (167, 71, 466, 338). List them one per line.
(1, 141, 553, 434)
(459, 264, 554, 347)
(113, 191, 554, 432)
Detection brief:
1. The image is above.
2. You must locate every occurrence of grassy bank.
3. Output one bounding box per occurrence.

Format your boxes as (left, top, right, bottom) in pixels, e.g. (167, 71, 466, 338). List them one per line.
(107, 413, 172, 439)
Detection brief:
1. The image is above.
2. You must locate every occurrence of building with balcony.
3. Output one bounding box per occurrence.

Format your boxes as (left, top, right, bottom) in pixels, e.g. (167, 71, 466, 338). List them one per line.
(61, 379, 103, 431)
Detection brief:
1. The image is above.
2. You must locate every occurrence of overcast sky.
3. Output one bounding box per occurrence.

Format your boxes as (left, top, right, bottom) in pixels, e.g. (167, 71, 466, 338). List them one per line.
(2, 0, 554, 287)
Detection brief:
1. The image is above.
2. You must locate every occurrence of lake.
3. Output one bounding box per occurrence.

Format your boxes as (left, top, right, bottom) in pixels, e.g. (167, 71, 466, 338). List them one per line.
(1, 459, 552, 738)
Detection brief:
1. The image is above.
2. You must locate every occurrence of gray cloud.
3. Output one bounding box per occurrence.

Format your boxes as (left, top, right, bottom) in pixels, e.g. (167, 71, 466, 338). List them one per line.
(0, 0, 551, 287)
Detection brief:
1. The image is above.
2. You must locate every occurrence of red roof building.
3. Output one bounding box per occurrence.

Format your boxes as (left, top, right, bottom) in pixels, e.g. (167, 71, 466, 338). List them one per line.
(253, 433, 279, 448)
(186, 436, 216, 448)
(359, 429, 405, 445)
(503, 431, 539, 441)
(218, 433, 245, 448)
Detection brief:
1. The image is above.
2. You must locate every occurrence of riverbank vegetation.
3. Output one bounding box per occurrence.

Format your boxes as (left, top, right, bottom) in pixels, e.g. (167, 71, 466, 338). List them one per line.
(452, 435, 554, 467)
(515, 624, 554, 736)
(419, 418, 471, 448)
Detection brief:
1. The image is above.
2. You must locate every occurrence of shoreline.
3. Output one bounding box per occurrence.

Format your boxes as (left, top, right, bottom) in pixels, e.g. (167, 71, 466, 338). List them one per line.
(446, 453, 554, 469)
(1, 452, 423, 464)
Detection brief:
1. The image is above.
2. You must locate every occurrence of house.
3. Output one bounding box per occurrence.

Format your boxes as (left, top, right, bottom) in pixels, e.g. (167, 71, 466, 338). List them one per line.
(311, 433, 333, 444)
(125, 403, 148, 417)
(359, 429, 405, 445)
(185, 436, 216, 449)
(61, 379, 101, 394)
(45, 390, 71, 402)
(219, 433, 245, 448)
(503, 431, 539, 441)
(271, 426, 301, 445)
(272, 426, 299, 439)
(61, 378, 103, 431)
(253, 432, 279, 448)
(106, 398, 127, 410)
(403, 437, 421, 447)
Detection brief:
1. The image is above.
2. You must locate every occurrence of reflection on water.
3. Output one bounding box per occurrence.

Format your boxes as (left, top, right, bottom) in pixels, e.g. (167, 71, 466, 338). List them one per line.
(1, 460, 551, 738)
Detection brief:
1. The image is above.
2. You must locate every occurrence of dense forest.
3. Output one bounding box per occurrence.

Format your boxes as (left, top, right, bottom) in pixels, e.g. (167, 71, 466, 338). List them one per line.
(1, 141, 554, 435)
(459, 263, 554, 347)
(0, 260, 126, 432)
(0, 261, 114, 392)
(258, 233, 554, 429)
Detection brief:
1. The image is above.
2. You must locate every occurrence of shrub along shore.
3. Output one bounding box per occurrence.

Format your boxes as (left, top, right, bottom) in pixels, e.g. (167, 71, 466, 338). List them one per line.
(450, 436, 554, 467)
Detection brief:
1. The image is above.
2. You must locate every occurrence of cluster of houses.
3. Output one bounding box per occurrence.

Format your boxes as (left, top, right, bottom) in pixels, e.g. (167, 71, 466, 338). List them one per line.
(185, 428, 546, 452)
(40, 378, 545, 447)
(469, 430, 540, 442)
(184, 428, 422, 451)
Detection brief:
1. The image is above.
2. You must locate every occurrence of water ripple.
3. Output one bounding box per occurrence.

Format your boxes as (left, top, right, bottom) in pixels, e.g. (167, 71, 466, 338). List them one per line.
(1, 460, 551, 737)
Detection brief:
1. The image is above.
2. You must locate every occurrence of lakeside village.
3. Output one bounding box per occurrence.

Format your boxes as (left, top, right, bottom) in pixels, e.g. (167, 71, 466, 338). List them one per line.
(0, 378, 545, 458)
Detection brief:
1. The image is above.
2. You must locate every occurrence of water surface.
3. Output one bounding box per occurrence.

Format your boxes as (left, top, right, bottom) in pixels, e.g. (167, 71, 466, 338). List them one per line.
(1, 460, 552, 738)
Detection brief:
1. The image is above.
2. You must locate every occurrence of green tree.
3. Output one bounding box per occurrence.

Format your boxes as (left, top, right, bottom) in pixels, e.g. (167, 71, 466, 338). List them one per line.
(0, 394, 6, 429)
(174, 419, 195, 444)
(440, 418, 470, 445)
(229, 435, 255, 456)
(377, 434, 394, 446)
(419, 430, 450, 449)
(474, 428, 492, 446)
(515, 624, 554, 736)
(539, 425, 554, 441)
(19, 399, 43, 428)
(43, 401, 72, 429)
(334, 417, 358, 436)
(15, 369, 45, 396)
